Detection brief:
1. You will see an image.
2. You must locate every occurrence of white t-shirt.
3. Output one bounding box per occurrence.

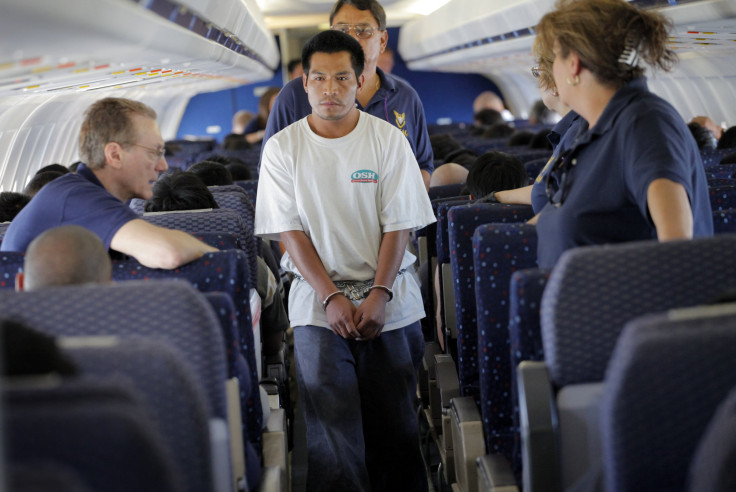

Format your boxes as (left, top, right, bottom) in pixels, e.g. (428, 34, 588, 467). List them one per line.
(255, 112, 436, 331)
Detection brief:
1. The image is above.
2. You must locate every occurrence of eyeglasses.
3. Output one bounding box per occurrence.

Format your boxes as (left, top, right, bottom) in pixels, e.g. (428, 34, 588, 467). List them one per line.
(331, 23, 380, 39)
(531, 66, 541, 78)
(132, 143, 166, 159)
(545, 149, 578, 207)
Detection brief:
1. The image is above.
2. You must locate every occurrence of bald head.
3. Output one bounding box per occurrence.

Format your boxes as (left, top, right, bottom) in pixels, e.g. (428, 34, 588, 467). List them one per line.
(429, 163, 469, 188)
(473, 91, 506, 115)
(23, 226, 112, 291)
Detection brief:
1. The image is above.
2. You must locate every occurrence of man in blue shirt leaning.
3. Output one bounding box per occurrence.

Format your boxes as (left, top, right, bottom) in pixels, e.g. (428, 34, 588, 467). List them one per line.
(2, 97, 218, 268)
(262, 0, 434, 189)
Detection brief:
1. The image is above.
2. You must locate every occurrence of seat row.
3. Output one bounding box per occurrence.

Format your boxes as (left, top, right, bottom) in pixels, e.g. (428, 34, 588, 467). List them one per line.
(416, 181, 736, 491)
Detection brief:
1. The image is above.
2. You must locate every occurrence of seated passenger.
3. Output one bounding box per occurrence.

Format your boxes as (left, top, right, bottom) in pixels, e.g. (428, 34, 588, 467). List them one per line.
(1, 319, 78, 377)
(718, 126, 736, 149)
(429, 133, 462, 162)
(473, 90, 514, 121)
(691, 115, 724, 141)
(35, 163, 70, 176)
(465, 151, 528, 199)
(533, 0, 712, 268)
(483, 122, 515, 139)
(0, 97, 218, 269)
(429, 162, 470, 189)
(507, 130, 536, 147)
(528, 98, 559, 125)
(244, 87, 280, 145)
(17, 225, 112, 291)
(473, 108, 505, 134)
(0, 192, 31, 222)
(145, 170, 288, 356)
(24, 170, 64, 197)
(187, 160, 234, 186)
(200, 154, 253, 181)
(688, 121, 718, 150)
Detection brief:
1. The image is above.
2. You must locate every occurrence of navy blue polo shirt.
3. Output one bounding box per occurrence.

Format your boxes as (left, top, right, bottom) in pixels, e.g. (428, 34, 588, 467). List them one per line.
(536, 77, 713, 269)
(530, 110, 588, 214)
(1, 164, 139, 252)
(262, 67, 434, 175)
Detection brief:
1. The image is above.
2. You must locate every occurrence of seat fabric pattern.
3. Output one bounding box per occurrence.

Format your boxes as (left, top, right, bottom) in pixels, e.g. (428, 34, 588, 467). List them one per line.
(471, 222, 537, 459)
(601, 308, 736, 491)
(448, 204, 534, 404)
(541, 235, 736, 387)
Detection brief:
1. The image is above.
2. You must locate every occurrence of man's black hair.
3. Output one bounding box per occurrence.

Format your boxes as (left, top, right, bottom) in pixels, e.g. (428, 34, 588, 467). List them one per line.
(302, 30, 365, 79)
(287, 58, 302, 73)
(1, 319, 78, 377)
(145, 171, 219, 212)
(24, 171, 64, 197)
(717, 126, 736, 150)
(0, 192, 31, 222)
(466, 151, 528, 198)
(529, 129, 553, 150)
(507, 130, 535, 147)
(329, 0, 387, 30)
(35, 163, 70, 176)
(688, 122, 717, 151)
(187, 160, 234, 186)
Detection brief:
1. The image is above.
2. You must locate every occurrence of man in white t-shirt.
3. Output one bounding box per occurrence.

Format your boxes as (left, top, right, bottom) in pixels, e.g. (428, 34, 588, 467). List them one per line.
(255, 30, 435, 492)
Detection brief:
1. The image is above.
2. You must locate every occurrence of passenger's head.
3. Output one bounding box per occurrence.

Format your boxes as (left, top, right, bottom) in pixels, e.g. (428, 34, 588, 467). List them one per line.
(187, 160, 233, 186)
(443, 148, 478, 169)
(201, 154, 253, 181)
(0, 192, 31, 222)
(21, 225, 112, 291)
(483, 123, 515, 139)
(466, 151, 528, 199)
(145, 170, 218, 212)
(1, 319, 78, 377)
(329, 0, 388, 70)
(534, 0, 676, 90)
(78, 98, 167, 201)
(257, 87, 281, 126)
(222, 133, 251, 151)
(287, 59, 304, 80)
(507, 130, 536, 147)
(35, 164, 70, 176)
(688, 122, 717, 151)
(232, 110, 255, 134)
(529, 99, 556, 125)
(429, 163, 470, 188)
(302, 29, 365, 79)
(429, 134, 462, 161)
(474, 109, 505, 128)
(473, 91, 506, 114)
(68, 161, 82, 173)
(529, 129, 554, 150)
(717, 126, 736, 150)
(24, 171, 64, 197)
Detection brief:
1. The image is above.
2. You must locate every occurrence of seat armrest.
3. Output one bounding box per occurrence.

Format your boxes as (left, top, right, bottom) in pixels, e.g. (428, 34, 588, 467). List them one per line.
(435, 354, 460, 411)
(517, 361, 562, 492)
(477, 454, 519, 492)
(451, 396, 486, 492)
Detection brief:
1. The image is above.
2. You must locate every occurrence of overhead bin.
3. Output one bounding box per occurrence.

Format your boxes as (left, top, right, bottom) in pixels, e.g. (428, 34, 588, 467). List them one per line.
(0, 0, 279, 98)
(398, 0, 736, 124)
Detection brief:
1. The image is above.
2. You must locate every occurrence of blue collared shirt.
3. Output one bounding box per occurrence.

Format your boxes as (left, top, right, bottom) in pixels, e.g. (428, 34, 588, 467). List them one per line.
(536, 77, 713, 268)
(262, 68, 434, 175)
(1, 164, 138, 252)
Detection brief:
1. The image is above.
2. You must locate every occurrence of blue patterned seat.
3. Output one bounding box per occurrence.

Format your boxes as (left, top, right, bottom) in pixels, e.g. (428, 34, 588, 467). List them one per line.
(429, 183, 465, 200)
(111, 251, 262, 455)
(519, 235, 736, 490)
(688, 383, 736, 492)
(143, 208, 257, 287)
(0, 250, 23, 290)
(235, 179, 258, 208)
(63, 337, 214, 492)
(507, 267, 550, 483)
(601, 304, 736, 491)
(524, 157, 548, 181)
(705, 164, 736, 180)
(468, 223, 538, 463)
(712, 208, 736, 234)
(448, 204, 535, 404)
(4, 378, 182, 492)
(708, 184, 736, 211)
(701, 148, 733, 167)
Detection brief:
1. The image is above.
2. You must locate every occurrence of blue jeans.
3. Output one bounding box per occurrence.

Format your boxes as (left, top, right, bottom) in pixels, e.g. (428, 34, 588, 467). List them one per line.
(294, 323, 427, 492)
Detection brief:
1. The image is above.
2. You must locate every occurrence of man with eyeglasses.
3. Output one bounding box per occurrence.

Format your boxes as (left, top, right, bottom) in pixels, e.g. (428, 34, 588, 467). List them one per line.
(262, 0, 434, 189)
(2, 97, 218, 268)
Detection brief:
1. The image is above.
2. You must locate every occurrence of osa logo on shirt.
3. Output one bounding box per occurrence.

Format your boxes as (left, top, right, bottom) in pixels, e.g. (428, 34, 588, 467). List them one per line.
(351, 170, 378, 183)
